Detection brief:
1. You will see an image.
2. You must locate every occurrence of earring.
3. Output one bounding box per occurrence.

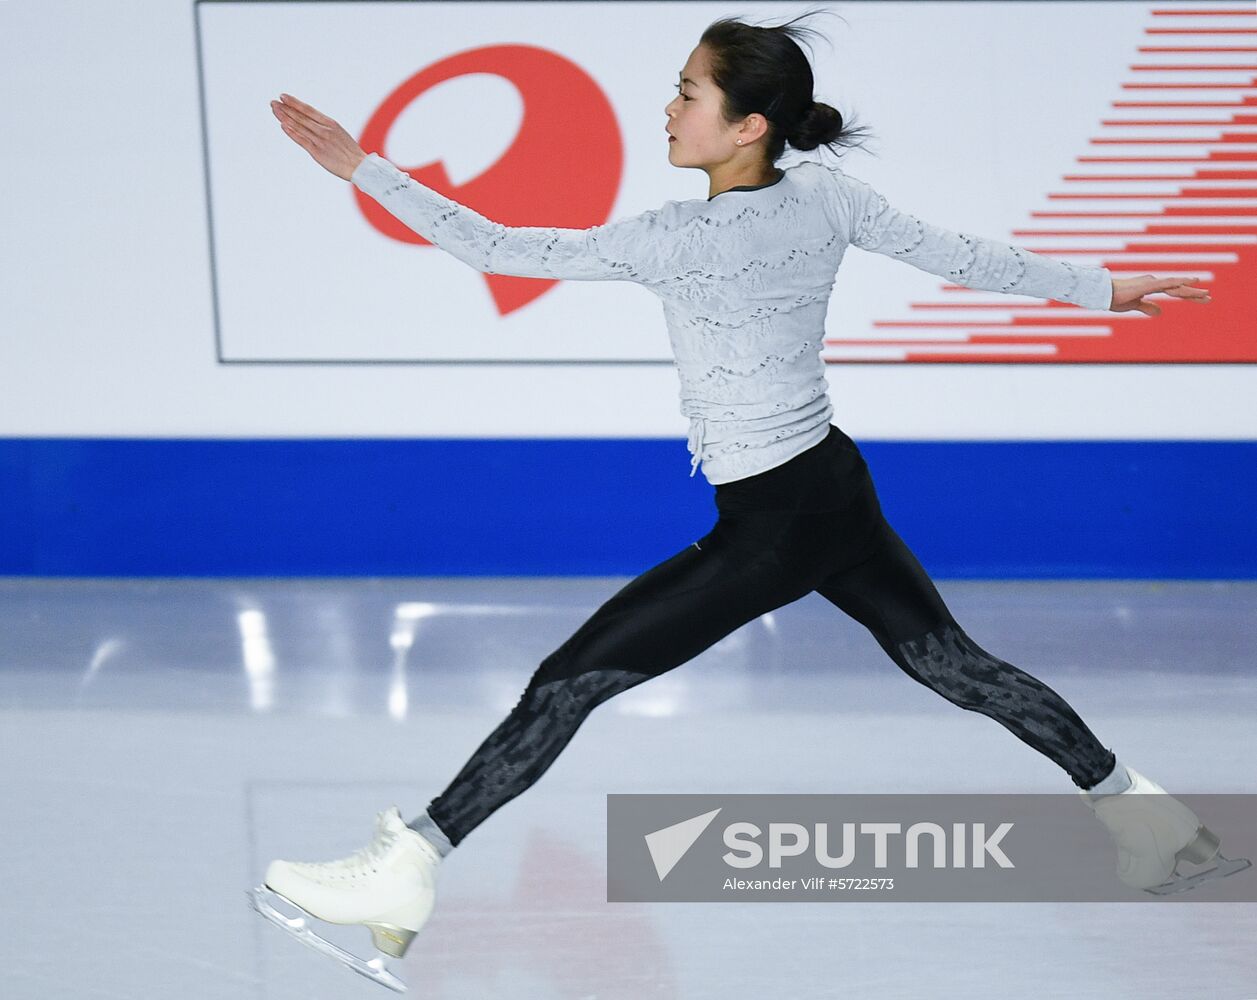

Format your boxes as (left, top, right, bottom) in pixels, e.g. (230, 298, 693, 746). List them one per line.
(736, 139, 743, 145)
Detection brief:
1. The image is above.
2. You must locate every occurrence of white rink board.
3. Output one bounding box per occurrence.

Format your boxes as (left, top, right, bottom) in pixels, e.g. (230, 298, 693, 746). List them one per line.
(0, 0, 1253, 439)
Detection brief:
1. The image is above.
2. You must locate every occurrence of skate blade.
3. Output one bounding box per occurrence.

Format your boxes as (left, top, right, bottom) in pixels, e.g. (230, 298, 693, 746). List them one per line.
(248, 885, 407, 993)
(1144, 854, 1253, 896)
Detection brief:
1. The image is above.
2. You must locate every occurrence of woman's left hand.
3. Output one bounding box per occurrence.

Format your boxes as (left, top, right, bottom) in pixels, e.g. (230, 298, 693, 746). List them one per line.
(1108, 275, 1211, 316)
(270, 93, 366, 182)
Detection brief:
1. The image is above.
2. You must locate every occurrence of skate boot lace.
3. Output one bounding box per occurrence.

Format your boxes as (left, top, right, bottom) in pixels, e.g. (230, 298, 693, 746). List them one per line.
(306, 810, 402, 878)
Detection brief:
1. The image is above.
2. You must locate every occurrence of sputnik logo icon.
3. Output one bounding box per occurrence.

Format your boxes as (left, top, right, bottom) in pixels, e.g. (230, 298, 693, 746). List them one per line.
(644, 808, 722, 881)
(353, 44, 626, 318)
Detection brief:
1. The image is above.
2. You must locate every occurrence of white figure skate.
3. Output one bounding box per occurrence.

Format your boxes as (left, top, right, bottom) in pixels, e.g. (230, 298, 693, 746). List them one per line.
(248, 805, 441, 992)
(1079, 765, 1251, 895)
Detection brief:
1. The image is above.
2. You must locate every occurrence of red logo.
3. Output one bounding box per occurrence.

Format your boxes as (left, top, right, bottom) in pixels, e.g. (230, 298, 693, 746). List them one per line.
(354, 45, 625, 317)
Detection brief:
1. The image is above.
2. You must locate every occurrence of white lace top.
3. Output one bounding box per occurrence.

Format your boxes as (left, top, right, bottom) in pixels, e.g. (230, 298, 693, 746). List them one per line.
(350, 153, 1113, 484)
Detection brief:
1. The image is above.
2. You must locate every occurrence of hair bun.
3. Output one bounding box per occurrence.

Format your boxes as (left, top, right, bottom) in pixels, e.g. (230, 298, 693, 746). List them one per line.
(788, 100, 846, 152)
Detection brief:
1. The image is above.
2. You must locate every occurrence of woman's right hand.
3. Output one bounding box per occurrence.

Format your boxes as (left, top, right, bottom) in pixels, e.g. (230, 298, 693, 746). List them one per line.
(271, 93, 367, 183)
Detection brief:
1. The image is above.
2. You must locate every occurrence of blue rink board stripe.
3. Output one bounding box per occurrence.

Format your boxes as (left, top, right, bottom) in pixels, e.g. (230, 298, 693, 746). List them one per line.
(0, 438, 1253, 578)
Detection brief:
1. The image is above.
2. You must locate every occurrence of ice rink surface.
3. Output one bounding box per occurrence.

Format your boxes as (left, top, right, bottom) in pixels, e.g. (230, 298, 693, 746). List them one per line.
(0, 576, 1254, 1000)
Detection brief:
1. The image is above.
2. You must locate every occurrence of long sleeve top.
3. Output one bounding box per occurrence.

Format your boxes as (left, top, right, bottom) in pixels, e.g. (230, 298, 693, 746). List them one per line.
(350, 153, 1113, 484)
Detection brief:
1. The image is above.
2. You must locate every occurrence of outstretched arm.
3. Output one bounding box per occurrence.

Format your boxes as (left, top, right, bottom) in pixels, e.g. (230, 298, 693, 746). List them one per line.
(828, 166, 1115, 309)
(350, 153, 661, 282)
(271, 92, 660, 283)
(826, 166, 1213, 313)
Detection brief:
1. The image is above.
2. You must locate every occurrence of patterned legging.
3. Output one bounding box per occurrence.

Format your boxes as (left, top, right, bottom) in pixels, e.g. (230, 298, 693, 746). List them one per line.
(426, 425, 1116, 847)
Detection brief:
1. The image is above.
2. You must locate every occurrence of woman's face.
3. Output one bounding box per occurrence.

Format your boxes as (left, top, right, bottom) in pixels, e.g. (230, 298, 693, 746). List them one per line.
(664, 46, 734, 167)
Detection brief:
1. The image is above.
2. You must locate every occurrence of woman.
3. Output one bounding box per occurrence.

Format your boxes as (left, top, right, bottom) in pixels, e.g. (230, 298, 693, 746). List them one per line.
(253, 11, 1233, 991)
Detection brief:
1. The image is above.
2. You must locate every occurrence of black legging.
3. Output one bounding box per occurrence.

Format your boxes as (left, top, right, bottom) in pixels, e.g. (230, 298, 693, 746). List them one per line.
(426, 424, 1116, 847)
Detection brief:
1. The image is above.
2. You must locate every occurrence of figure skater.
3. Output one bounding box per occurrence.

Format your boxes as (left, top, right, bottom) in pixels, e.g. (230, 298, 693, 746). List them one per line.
(251, 10, 1242, 992)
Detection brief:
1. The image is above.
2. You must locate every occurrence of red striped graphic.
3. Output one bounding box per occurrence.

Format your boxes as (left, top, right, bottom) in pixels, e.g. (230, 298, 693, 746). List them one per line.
(824, 4, 1255, 364)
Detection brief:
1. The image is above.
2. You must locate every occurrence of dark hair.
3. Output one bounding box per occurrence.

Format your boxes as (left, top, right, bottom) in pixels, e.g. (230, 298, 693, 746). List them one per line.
(698, 6, 876, 165)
